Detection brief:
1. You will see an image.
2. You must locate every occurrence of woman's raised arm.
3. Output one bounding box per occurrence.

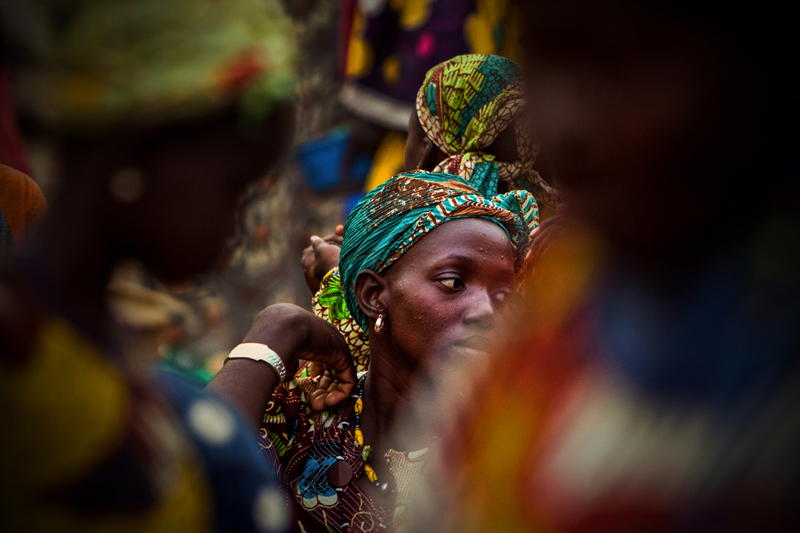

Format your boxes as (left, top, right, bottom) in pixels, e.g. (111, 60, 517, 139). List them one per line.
(207, 304, 355, 427)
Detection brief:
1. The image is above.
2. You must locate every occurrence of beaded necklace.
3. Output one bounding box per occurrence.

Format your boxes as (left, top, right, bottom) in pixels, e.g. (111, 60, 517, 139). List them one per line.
(354, 376, 394, 495)
(325, 374, 433, 531)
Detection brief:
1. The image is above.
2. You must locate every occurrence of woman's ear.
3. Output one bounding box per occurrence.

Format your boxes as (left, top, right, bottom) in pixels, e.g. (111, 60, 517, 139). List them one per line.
(354, 269, 389, 322)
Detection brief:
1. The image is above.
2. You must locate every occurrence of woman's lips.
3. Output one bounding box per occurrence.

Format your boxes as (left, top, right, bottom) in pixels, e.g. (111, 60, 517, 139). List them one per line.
(453, 335, 492, 352)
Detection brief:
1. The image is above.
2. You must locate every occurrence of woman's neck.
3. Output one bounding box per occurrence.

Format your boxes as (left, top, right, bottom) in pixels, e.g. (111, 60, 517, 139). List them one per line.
(361, 340, 432, 454)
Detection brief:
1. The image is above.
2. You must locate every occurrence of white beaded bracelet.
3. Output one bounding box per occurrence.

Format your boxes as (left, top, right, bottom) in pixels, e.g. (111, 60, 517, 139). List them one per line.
(224, 343, 287, 382)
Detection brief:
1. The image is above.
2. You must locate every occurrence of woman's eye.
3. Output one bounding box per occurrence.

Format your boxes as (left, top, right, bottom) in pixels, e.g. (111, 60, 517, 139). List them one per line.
(439, 278, 465, 290)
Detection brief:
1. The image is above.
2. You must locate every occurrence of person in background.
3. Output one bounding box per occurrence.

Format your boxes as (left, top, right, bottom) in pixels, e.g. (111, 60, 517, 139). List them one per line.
(209, 171, 538, 532)
(422, 0, 800, 530)
(0, 1, 307, 531)
(339, 0, 525, 191)
(404, 54, 560, 203)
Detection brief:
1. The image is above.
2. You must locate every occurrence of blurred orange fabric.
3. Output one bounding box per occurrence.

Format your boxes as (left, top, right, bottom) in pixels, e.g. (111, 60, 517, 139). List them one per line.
(0, 164, 47, 243)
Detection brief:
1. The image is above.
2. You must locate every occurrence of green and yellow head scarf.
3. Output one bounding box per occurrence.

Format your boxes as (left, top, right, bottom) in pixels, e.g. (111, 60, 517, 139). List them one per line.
(313, 171, 538, 373)
(417, 54, 561, 208)
(8, 0, 296, 132)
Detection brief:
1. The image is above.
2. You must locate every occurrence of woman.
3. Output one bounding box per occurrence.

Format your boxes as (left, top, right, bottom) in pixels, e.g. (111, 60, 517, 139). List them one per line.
(303, 53, 560, 292)
(209, 171, 538, 531)
(0, 1, 298, 531)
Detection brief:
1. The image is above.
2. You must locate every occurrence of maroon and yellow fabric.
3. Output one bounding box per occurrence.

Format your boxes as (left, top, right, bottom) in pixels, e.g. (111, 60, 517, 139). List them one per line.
(259, 375, 392, 532)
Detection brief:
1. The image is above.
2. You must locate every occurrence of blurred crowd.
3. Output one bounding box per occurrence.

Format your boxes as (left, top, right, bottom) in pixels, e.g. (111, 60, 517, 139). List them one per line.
(1, 0, 798, 532)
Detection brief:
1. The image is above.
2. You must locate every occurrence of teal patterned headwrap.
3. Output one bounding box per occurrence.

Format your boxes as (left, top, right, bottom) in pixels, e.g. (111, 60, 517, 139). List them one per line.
(339, 171, 539, 331)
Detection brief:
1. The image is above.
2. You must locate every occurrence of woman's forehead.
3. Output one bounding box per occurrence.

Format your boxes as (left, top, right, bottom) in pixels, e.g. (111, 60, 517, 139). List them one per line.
(398, 218, 514, 266)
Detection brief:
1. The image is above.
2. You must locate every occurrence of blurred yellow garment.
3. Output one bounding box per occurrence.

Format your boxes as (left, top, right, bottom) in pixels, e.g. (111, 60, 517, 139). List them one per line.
(364, 130, 407, 191)
(0, 317, 211, 532)
(0, 164, 47, 243)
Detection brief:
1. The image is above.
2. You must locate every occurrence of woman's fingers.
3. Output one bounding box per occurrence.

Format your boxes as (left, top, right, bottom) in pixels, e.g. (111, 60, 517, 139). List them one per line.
(311, 238, 342, 277)
(309, 370, 356, 411)
(307, 343, 357, 412)
(323, 233, 344, 246)
(301, 242, 322, 293)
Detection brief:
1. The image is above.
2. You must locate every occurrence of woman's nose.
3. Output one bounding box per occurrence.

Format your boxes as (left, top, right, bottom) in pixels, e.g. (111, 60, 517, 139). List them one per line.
(462, 289, 497, 331)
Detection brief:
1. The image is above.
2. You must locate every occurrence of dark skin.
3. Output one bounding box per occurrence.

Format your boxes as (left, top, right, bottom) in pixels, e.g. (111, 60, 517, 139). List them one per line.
(212, 217, 516, 507)
(206, 303, 357, 422)
(1, 107, 292, 353)
(301, 224, 343, 292)
(0, 101, 367, 512)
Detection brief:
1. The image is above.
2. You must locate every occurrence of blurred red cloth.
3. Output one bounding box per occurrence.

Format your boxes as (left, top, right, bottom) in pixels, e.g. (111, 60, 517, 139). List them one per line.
(0, 164, 47, 243)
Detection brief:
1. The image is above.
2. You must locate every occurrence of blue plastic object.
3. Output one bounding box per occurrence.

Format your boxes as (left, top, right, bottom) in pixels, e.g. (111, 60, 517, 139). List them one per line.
(342, 191, 365, 219)
(295, 128, 372, 193)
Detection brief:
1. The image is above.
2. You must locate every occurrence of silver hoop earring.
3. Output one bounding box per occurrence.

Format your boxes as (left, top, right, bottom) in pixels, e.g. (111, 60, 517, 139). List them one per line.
(109, 167, 145, 203)
(374, 313, 385, 333)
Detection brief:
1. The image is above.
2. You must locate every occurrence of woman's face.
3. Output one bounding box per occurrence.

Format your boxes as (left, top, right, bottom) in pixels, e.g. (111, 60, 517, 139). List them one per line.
(381, 218, 516, 375)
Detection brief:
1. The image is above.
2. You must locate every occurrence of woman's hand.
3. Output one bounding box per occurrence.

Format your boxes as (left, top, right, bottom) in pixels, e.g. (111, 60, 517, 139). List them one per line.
(291, 312, 356, 412)
(301, 225, 344, 293)
(207, 304, 355, 425)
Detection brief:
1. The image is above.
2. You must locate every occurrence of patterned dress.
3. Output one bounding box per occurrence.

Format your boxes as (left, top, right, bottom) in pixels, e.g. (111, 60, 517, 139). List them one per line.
(259, 376, 393, 532)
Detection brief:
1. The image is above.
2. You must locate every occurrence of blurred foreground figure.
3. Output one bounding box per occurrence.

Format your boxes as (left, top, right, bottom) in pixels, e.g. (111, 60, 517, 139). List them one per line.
(428, 1, 800, 531)
(0, 0, 295, 531)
